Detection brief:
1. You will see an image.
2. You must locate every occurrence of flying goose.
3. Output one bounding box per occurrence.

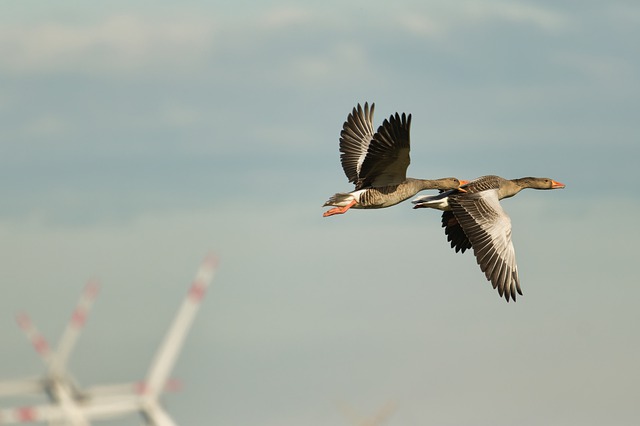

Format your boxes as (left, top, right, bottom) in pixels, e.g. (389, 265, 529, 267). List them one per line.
(323, 103, 465, 217)
(412, 175, 565, 302)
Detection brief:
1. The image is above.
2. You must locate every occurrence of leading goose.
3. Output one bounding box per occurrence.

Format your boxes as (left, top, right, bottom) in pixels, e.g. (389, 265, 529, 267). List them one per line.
(323, 103, 465, 217)
(412, 175, 565, 302)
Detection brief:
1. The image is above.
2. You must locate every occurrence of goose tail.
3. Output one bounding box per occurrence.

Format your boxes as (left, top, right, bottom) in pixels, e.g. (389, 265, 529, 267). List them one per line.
(323, 193, 356, 207)
(412, 191, 453, 210)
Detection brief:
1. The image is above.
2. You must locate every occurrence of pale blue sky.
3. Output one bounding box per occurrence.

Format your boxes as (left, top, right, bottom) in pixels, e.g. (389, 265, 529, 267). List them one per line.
(1, 1, 639, 425)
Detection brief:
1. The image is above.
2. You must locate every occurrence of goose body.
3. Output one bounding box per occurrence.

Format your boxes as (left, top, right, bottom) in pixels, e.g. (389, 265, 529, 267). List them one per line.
(323, 103, 464, 217)
(412, 175, 565, 302)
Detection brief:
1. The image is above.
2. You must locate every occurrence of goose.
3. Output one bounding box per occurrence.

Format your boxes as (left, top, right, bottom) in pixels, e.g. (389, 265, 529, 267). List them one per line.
(412, 175, 565, 302)
(323, 103, 465, 217)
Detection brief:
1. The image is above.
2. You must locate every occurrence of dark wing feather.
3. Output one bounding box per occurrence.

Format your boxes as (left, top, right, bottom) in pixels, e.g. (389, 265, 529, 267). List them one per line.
(449, 190, 522, 302)
(339, 103, 375, 185)
(357, 112, 411, 189)
(441, 211, 472, 253)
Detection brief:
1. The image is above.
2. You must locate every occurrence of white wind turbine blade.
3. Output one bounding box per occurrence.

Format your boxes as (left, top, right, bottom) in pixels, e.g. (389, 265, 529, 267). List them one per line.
(142, 400, 177, 426)
(15, 313, 54, 366)
(15, 312, 84, 398)
(51, 280, 100, 376)
(83, 383, 137, 397)
(79, 395, 141, 420)
(142, 254, 217, 398)
(14, 312, 91, 425)
(50, 381, 90, 426)
(0, 395, 144, 424)
(0, 378, 44, 397)
(84, 378, 181, 398)
(0, 404, 65, 424)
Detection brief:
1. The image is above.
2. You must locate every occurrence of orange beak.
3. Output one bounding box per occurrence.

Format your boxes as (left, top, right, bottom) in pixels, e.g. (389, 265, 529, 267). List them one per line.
(551, 180, 566, 189)
(457, 179, 469, 193)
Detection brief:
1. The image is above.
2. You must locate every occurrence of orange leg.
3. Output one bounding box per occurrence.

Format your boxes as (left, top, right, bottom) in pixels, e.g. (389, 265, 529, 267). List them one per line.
(323, 200, 357, 217)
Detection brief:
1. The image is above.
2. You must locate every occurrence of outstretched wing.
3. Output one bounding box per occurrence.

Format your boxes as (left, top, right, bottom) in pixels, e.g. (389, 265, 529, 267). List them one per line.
(339, 102, 375, 185)
(449, 190, 522, 301)
(358, 112, 411, 189)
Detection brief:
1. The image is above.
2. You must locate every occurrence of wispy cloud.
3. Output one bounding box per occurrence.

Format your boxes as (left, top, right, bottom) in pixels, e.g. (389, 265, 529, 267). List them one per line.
(159, 103, 206, 128)
(462, 1, 569, 31)
(289, 42, 373, 83)
(396, 13, 447, 38)
(397, 0, 569, 38)
(0, 15, 215, 73)
(22, 114, 71, 137)
(554, 51, 636, 82)
(260, 6, 313, 29)
(0, 2, 570, 80)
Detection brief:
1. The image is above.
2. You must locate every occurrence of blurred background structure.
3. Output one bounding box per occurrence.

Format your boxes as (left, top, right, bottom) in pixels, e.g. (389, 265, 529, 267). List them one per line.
(0, 256, 216, 425)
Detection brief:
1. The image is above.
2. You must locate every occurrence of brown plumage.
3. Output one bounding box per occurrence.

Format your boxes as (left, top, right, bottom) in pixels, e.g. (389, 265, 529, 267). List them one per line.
(413, 175, 565, 302)
(323, 103, 465, 217)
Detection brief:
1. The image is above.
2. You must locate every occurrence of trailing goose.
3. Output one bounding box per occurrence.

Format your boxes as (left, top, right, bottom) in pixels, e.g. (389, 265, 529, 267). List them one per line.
(323, 103, 465, 217)
(412, 175, 565, 302)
